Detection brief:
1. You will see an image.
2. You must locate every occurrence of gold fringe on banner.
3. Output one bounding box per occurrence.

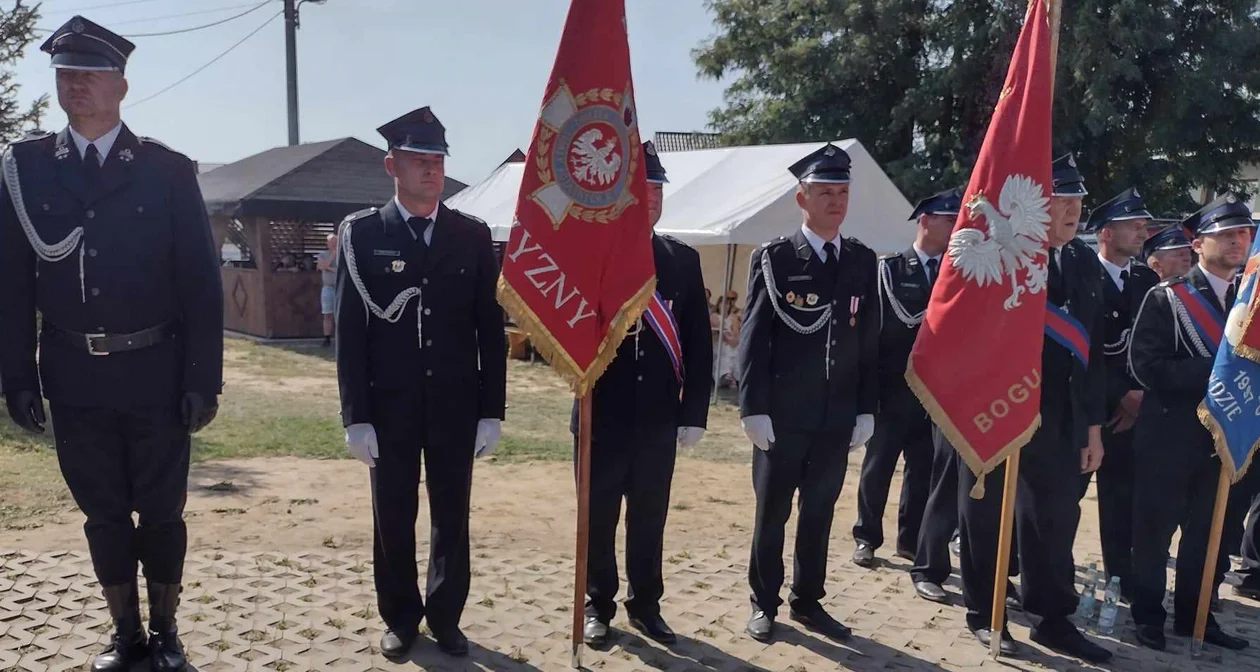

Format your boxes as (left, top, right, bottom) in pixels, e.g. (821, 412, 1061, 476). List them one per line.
(905, 359, 1040, 499)
(497, 274, 657, 398)
(1197, 401, 1260, 486)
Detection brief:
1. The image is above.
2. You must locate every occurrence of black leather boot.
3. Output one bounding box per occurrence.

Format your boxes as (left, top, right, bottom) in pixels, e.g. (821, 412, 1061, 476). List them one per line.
(92, 582, 147, 672)
(146, 582, 188, 672)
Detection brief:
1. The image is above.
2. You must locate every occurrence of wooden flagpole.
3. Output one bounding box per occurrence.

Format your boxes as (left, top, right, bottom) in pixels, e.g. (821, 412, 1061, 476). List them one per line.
(989, 0, 1062, 658)
(1191, 464, 1232, 655)
(571, 393, 593, 668)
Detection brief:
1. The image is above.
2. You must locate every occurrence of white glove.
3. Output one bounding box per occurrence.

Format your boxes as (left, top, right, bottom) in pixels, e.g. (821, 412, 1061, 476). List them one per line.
(677, 426, 705, 448)
(849, 414, 875, 449)
(345, 423, 379, 467)
(474, 418, 502, 458)
(741, 415, 775, 451)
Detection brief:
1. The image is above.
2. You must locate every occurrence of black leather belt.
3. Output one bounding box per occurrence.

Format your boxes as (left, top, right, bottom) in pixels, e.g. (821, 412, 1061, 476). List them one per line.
(43, 321, 176, 356)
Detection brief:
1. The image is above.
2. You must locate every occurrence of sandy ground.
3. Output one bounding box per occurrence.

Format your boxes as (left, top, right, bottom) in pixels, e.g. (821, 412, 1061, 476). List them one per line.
(1, 449, 1105, 568)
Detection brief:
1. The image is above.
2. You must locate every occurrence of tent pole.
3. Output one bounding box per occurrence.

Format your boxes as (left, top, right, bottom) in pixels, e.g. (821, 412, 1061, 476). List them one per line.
(713, 243, 735, 405)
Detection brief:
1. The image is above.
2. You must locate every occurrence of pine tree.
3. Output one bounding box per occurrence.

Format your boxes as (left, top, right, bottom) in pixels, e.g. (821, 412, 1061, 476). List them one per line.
(0, 1, 46, 144)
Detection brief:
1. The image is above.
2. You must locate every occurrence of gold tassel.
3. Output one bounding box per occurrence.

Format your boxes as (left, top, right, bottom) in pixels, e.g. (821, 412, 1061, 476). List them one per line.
(970, 474, 986, 499)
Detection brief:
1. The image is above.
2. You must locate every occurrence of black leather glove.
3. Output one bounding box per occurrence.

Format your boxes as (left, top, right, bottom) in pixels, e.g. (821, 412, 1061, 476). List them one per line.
(181, 392, 218, 434)
(5, 390, 46, 434)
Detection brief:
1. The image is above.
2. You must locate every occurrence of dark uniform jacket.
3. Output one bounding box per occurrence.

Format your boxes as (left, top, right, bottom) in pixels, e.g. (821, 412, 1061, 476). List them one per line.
(1043, 239, 1108, 449)
(1098, 259, 1159, 417)
(0, 126, 223, 412)
(335, 200, 506, 440)
(738, 228, 879, 434)
(875, 248, 932, 416)
(1129, 265, 1231, 439)
(573, 234, 713, 436)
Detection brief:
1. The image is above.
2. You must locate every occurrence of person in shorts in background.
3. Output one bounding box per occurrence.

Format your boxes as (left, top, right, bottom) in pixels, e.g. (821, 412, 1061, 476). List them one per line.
(317, 233, 338, 347)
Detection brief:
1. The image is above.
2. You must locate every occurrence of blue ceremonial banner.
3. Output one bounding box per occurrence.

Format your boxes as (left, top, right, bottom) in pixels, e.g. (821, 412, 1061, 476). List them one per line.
(1199, 237, 1260, 483)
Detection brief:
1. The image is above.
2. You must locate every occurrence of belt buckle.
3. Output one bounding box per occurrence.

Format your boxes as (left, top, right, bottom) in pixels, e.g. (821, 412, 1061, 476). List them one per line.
(85, 332, 108, 356)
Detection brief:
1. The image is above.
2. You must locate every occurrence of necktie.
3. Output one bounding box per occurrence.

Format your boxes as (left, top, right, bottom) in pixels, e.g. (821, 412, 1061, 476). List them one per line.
(1226, 281, 1238, 309)
(82, 143, 101, 184)
(926, 257, 939, 285)
(822, 242, 838, 265)
(407, 217, 432, 245)
(1048, 249, 1063, 302)
(822, 242, 839, 284)
(1118, 269, 1129, 291)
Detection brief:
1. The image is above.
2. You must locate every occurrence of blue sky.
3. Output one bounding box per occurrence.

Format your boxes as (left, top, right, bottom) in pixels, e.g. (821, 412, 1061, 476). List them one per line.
(16, 0, 729, 185)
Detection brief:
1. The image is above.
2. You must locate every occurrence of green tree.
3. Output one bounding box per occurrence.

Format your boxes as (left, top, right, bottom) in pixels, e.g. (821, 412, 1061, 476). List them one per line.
(0, 1, 46, 143)
(696, 0, 1260, 217)
(693, 0, 929, 178)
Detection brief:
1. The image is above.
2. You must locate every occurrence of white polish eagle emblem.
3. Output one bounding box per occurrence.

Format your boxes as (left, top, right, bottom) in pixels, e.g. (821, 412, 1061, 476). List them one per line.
(947, 174, 1051, 310)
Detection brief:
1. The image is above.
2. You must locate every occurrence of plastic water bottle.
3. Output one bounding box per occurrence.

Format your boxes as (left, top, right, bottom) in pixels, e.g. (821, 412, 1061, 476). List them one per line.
(1097, 576, 1121, 635)
(1075, 563, 1099, 620)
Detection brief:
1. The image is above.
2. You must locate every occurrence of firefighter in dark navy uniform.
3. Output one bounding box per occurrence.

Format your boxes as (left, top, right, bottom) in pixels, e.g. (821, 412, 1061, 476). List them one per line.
(1142, 224, 1194, 281)
(0, 16, 223, 672)
(577, 142, 713, 648)
(334, 106, 507, 659)
(1128, 193, 1252, 652)
(948, 154, 1111, 663)
(851, 188, 957, 569)
(738, 143, 879, 643)
(1075, 187, 1159, 601)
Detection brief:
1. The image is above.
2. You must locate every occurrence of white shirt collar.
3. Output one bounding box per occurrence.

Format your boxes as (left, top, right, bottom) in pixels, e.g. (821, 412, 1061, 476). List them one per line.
(912, 244, 941, 271)
(1199, 263, 1234, 307)
(801, 224, 842, 262)
(67, 122, 122, 165)
(1098, 253, 1130, 290)
(394, 197, 440, 244)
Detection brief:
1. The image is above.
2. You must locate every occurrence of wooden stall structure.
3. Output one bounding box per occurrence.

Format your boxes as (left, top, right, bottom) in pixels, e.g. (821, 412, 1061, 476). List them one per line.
(198, 137, 467, 339)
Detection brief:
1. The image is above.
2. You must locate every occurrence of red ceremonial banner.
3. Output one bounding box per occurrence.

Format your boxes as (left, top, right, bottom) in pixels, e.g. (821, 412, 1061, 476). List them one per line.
(905, 0, 1055, 482)
(497, 0, 656, 396)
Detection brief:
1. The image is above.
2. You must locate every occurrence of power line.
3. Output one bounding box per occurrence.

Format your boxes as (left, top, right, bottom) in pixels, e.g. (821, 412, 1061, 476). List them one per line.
(109, 2, 268, 27)
(124, 9, 282, 110)
(117, 1, 271, 37)
(35, 0, 273, 37)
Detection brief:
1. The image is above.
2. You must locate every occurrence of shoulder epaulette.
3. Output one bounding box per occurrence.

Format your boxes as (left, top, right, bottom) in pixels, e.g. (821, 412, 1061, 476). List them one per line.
(879, 250, 906, 261)
(1159, 276, 1186, 288)
(845, 236, 870, 250)
(451, 208, 487, 226)
(761, 236, 789, 249)
(137, 136, 184, 156)
(342, 207, 379, 224)
(12, 130, 51, 145)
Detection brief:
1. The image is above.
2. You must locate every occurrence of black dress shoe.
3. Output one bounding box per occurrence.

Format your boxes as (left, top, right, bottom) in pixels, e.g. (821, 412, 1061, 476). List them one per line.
(1134, 624, 1166, 651)
(1174, 624, 1249, 651)
(914, 581, 949, 604)
(1005, 583, 1023, 612)
(852, 543, 876, 568)
(971, 627, 1018, 656)
(434, 627, 469, 657)
(949, 535, 961, 557)
(583, 616, 609, 647)
(379, 629, 417, 659)
(746, 610, 774, 642)
(629, 614, 677, 644)
(1236, 584, 1260, 601)
(1030, 623, 1112, 663)
(93, 583, 147, 672)
(788, 606, 851, 641)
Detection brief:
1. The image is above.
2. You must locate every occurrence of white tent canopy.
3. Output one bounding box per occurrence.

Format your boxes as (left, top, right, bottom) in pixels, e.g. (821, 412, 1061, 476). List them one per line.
(446, 139, 915, 253)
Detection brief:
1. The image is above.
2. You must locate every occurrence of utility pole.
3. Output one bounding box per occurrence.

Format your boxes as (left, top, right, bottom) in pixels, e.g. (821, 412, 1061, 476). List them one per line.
(284, 0, 299, 146)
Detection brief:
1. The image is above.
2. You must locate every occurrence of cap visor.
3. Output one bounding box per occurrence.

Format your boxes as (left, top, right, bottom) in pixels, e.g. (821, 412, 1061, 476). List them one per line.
(50, 52, 118, 71)
(800, 175, 850, 184)
(394, 144, 449, 156)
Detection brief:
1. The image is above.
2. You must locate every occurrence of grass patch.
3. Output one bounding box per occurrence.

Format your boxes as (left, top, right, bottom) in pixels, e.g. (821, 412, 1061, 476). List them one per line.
(0, 337, 749, 528)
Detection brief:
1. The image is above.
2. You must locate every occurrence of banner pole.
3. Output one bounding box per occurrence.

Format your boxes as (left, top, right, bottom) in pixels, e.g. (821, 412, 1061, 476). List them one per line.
(1191, 464, 1231, 656)
(571, 392, 593, 668)
(988, 450, 1021, 658)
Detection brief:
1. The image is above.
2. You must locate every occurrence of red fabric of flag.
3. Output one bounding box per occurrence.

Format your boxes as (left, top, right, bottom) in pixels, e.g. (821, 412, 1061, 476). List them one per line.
(497, 0, 656, 396)
(906, 0, 1055, 483)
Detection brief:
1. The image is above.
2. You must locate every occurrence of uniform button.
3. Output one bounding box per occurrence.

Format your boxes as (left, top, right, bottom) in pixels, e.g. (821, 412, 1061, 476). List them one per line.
(831, 340, 837, 345)
(423, 308, 431, 316)
(88, 248, 97, 257)
(425, 339, 432, 347)
(422, 278, 429, 285)
(832, 319, 838, 325)
(85, 210, 95, 219)
(638, 350, 645, 356)
(41, 204, 49, 211)
(425, 370, 433, 377)
(1112, 311, 1119, 317)
(830, 359, 836, 365)
(136, 206, 144, 214)
(90, 288, 100, 296)
(637, 375, 643, 382)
